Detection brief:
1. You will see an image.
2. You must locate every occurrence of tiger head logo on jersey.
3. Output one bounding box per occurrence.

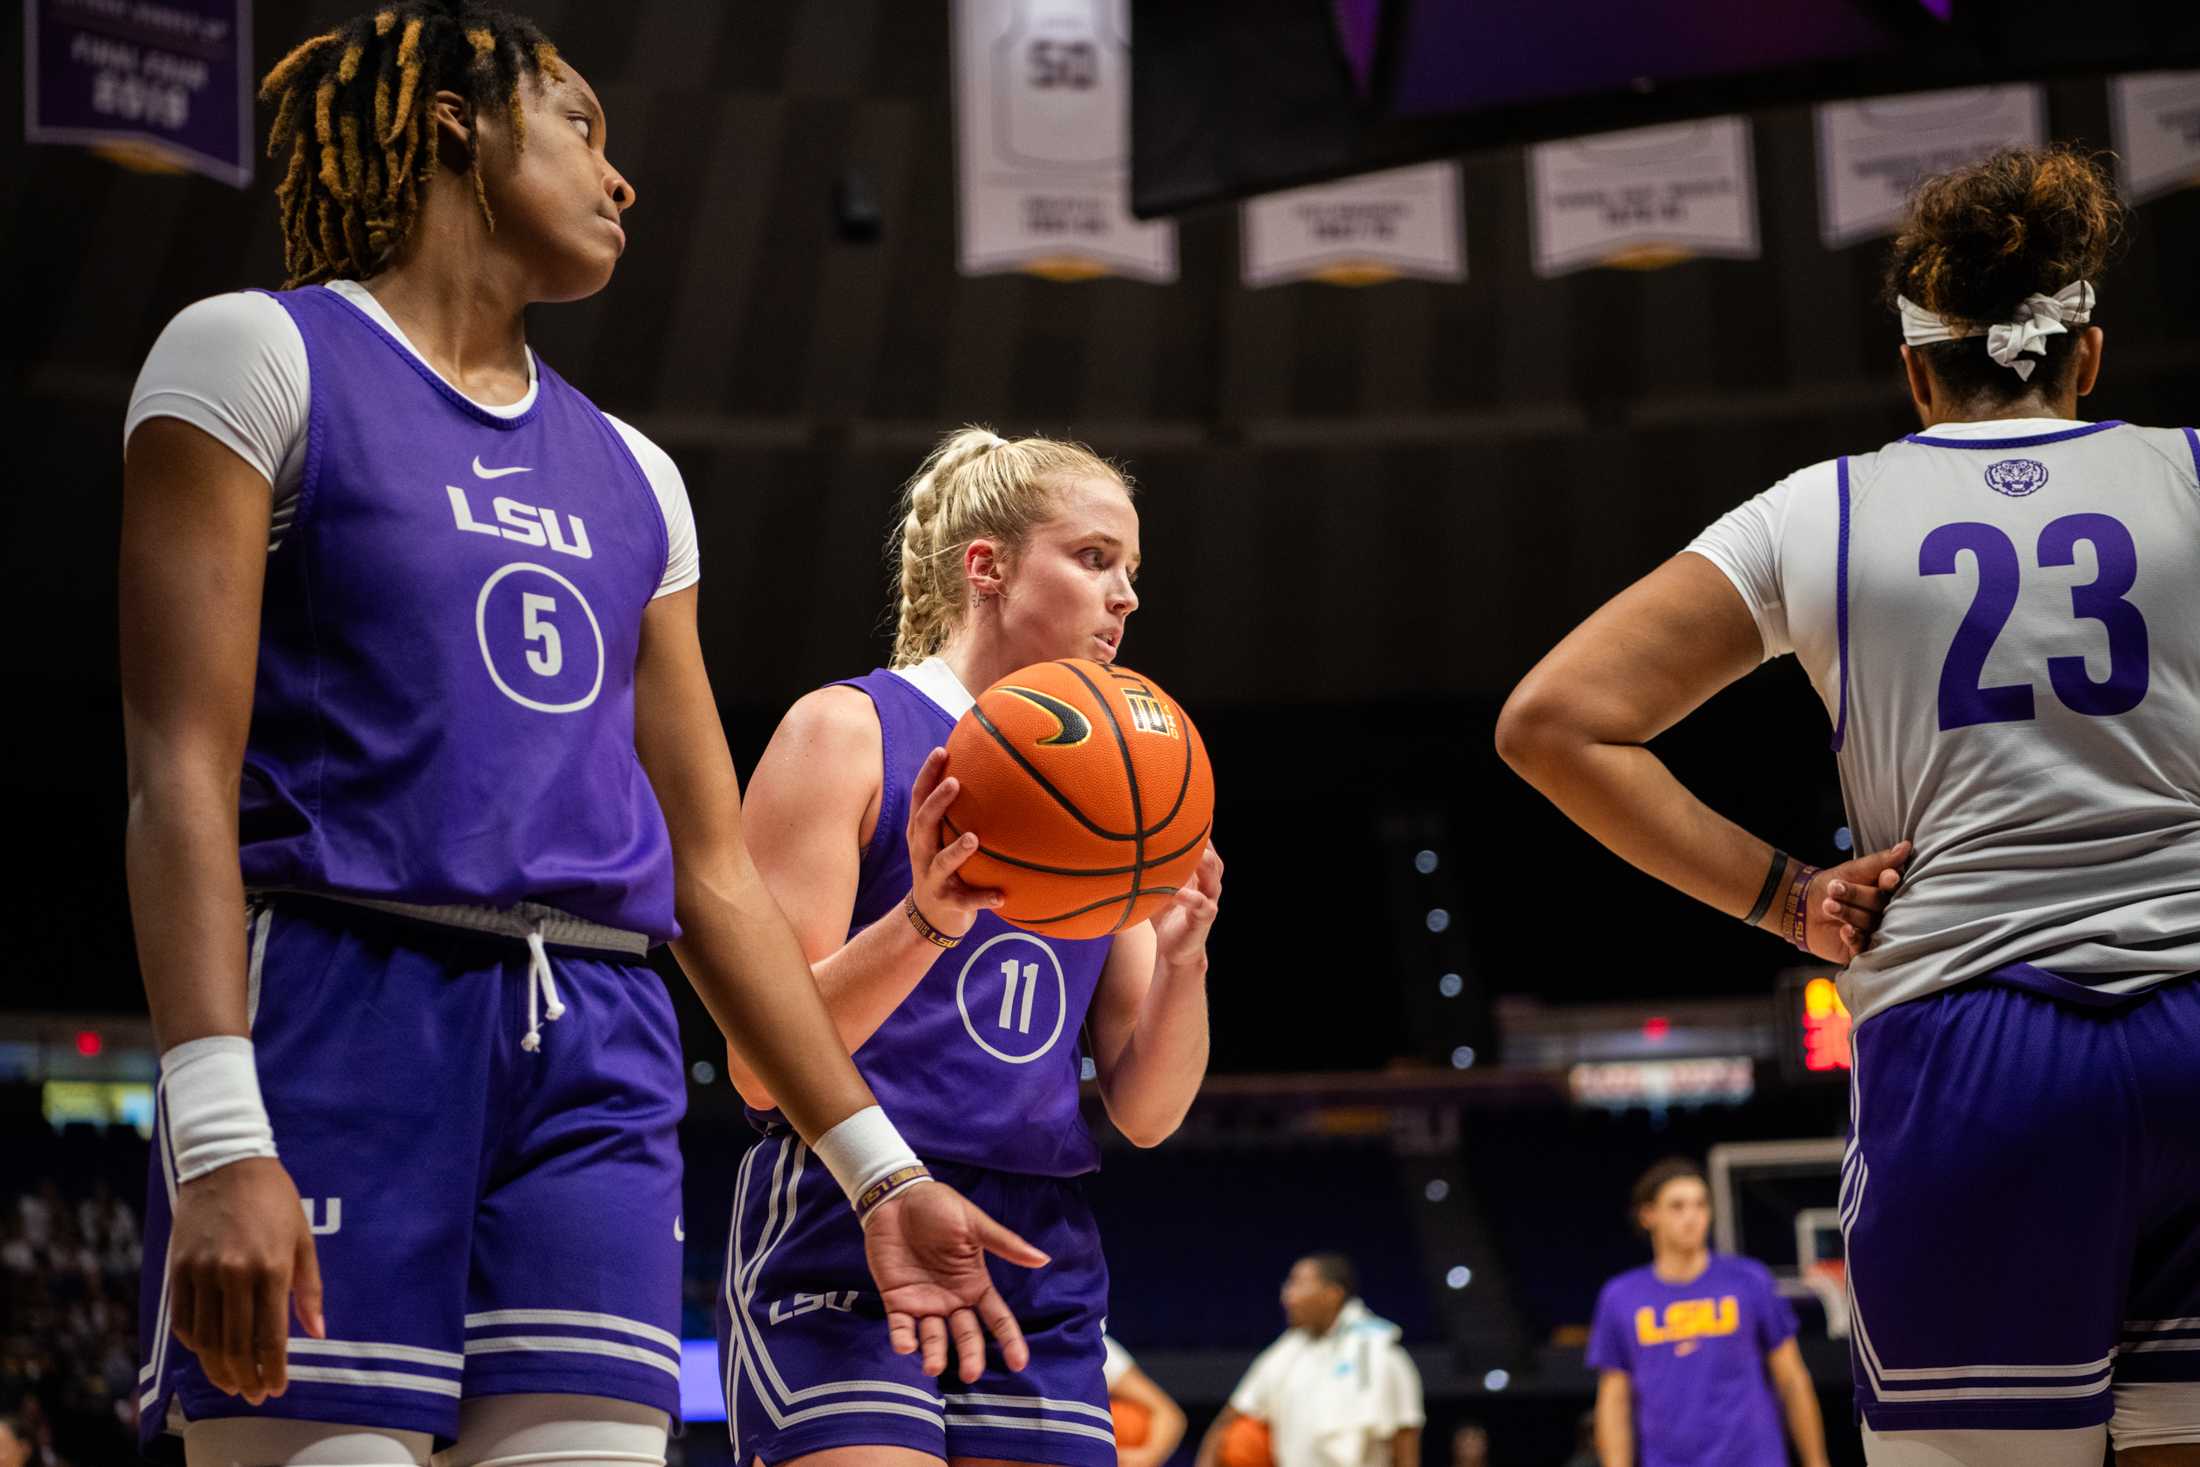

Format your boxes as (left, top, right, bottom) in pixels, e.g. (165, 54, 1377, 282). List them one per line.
(1984, 458, 2049, 497)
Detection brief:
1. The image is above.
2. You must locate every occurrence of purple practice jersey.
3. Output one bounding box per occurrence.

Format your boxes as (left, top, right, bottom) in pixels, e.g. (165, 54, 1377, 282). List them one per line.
(241, 287, 678, 939)
(748, 660, 1113, 1176)
(1587, 1254, 1797, 1467)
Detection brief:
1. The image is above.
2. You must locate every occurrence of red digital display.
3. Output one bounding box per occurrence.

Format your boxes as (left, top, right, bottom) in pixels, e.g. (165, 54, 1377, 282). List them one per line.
(1799, 978, 1852, 1072)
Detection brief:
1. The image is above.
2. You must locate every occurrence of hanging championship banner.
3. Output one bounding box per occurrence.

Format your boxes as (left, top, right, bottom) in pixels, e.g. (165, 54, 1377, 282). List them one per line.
(1814, 86, 2043, 248)
(953, 0, 1176, 282)
(1528, 118, 1757, 278)
(25, 0, 253, 188)
(2110, 72, 2200, 205)
(1240, 162, 1465, 288)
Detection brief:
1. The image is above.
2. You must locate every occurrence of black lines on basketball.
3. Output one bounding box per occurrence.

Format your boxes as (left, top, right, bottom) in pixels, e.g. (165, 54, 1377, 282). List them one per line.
(969, 700, 1137, 842)
(1017, 884, 1181, 928)
(945, 816, 1212, 880)
(1061, 660, 1146, 886)
(1148, 714, 1196, 833)
(943, 659, 1213, 940)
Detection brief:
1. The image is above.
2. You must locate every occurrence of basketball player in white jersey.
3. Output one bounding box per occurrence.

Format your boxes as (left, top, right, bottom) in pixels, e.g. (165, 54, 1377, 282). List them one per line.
(1497, 145, 2198, 1466)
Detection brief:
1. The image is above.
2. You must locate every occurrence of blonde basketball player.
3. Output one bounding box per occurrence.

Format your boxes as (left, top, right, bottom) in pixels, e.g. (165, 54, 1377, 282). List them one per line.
(716, 428, 1223, 1467)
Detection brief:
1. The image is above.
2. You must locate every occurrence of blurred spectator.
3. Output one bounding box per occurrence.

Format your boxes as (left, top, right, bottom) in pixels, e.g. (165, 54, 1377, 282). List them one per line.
(2, 1169, 145, 1467)
(1196, 1254, 1424, 1467)
(1447, 1421, 1488, 1467)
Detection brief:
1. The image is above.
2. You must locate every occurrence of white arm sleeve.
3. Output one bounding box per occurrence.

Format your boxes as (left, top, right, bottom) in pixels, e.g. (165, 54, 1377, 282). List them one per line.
(604, 414, 700, 599)
(1680, 466, 1823, 663)
(125, 291, 308, 491)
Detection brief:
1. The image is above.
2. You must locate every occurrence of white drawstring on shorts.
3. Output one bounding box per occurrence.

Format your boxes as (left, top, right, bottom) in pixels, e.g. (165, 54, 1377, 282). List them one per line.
(520, 922, 567, 1053)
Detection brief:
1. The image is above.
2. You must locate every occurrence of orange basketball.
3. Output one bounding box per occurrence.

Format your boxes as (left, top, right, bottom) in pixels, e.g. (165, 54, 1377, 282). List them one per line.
(1218, 1415, 1272, 1467)
(943, 659, 1214, 940)
(1111, 1397, 1152, 1448)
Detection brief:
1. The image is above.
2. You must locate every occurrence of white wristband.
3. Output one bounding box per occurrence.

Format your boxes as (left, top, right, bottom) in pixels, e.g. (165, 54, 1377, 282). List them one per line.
(161, 1035, 278, 1183)
(812, 1105, 921, 1209)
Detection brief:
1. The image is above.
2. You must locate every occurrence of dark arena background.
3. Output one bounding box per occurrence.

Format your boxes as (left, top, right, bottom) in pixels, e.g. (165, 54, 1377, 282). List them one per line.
(6, 3, 2199, 1465)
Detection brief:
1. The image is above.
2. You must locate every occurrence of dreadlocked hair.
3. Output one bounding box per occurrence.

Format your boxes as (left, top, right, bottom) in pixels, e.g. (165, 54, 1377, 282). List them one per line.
(259, 1, 563, 288)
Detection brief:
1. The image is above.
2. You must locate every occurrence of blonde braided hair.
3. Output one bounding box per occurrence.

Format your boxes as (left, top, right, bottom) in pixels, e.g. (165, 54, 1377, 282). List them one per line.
(888, 426, 1131, 668)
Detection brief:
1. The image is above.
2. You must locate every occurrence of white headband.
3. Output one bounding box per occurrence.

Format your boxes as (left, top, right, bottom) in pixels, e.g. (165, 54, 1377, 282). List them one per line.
(1896, 281, 2095, 382)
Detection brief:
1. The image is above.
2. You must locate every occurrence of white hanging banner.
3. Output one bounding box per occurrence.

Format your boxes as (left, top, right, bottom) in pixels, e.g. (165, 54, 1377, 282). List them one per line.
(952, 0, 1176, 282)
(1528, 118, 1757, 279)
(1239, 162, 1466, 288)
(1814, 86, 2044, 249)
(2110, 71, 2200, 205)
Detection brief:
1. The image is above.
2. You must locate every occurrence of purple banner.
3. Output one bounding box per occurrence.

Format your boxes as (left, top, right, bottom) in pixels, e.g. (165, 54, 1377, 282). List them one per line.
(26, 0, 253, 188)
(1331, 0, 1383, 98)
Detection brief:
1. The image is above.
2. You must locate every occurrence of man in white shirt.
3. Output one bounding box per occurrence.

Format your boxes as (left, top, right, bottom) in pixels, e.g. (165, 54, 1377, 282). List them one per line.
(1195, 1254, 1426, 1467)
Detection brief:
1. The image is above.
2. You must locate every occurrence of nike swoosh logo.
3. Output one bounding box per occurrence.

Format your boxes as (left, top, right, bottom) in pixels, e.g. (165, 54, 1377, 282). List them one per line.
(1001, 685, 1091, 748)
(473, 456, 532, 479)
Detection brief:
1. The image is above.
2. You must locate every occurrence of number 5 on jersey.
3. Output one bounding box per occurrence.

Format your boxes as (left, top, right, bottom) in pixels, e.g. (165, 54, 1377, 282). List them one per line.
(522, 592, 562, 677)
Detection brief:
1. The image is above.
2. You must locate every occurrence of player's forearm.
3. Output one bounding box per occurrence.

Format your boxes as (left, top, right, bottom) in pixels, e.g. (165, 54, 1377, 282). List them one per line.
(1148, 1401, 1188, 1460)
(722, 898, 964, 1107)
(1498, 730, 1786, 927)
(807, 900, 956, 1052)
(1594, 1394, 1633, 1467)
(1191, 1407, 1236, 1467)
(125, 759, 252, 1050)
(1779, 1374, 1831, 1467)
(1098, 957, 1209, 1147)
(672, 855, 878, 1141)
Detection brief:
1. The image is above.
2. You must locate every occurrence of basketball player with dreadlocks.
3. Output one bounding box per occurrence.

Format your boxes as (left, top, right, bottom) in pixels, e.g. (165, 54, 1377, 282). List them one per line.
(1502, 146, 2199, 1464)
(122, 6, 1044, 1464)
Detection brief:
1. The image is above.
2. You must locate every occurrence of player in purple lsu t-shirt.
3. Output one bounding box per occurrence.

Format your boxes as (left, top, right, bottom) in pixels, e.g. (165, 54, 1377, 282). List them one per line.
(1587, 1161, 1828, 1467)
(121, 9, 1040, 1465)
(719, 429, 1225, 1467)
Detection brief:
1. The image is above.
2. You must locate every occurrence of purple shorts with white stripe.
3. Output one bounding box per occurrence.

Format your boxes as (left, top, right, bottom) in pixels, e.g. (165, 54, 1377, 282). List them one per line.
(1844, 970, 2200, 1435)
(718, 1136, 1117, 1467)
(136, 896, 686, 1458)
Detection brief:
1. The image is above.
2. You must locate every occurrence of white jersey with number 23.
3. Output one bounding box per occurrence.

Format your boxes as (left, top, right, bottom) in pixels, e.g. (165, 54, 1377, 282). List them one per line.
(1687, 417, 2200, 1024)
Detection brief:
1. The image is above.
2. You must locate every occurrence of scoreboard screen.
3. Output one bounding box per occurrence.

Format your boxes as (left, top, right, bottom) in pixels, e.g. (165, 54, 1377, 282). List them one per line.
(1777, 969, 1853, 1081)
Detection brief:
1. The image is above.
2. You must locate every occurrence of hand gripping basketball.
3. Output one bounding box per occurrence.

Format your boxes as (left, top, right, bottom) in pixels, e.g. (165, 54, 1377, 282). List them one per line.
(861, 1178, 1050, 1382)
(1149, 843, 1224, 972)
(907, 746, 1007, 940)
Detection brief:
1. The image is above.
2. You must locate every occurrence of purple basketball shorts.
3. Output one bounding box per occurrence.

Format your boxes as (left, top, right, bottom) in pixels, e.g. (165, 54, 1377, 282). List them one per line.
(717, 1135, 1116, 1467)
